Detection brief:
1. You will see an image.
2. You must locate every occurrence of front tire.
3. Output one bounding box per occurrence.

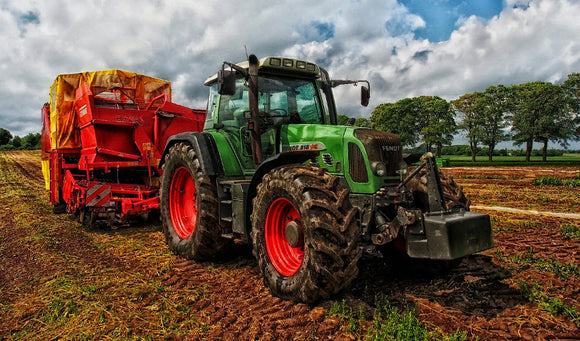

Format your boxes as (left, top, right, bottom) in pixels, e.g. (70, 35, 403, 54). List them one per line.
(251, 165, 361, 304)
(160, 143, 230, 260)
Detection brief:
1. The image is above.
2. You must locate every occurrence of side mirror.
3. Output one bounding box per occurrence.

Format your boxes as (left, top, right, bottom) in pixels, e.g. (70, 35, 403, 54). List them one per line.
(361, 86, 370, 107)
(218, 70, 236, 96)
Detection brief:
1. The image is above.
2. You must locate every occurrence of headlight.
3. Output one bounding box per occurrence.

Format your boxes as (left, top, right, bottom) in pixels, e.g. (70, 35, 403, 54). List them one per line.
(371, 161, 387, 176)
(396, 161, 408, 180)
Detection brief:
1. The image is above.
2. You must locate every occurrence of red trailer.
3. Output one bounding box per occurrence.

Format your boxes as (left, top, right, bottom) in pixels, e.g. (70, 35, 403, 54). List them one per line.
(41, 70, 205, 227)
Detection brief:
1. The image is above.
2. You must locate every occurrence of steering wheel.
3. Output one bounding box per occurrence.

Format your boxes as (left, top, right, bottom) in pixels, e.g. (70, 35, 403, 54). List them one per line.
(269, 108, 288, 117)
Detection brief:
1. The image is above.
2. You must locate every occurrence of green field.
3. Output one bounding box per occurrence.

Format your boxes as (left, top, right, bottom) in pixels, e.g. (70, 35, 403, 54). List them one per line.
(441, 153, 580, 167)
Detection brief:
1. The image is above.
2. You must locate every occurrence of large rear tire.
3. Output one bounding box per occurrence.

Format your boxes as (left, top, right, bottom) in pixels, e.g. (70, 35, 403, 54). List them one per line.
(160, 143, 231, 260)
(251, 165, 361, 304)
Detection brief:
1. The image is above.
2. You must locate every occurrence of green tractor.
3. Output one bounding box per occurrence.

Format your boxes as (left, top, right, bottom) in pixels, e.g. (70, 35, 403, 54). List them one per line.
(159, 55, 493, 303)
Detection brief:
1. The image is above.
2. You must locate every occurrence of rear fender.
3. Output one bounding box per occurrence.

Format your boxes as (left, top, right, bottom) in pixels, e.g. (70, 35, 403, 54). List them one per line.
(245, 151, 319, 236)
(159, 132, 223, 176)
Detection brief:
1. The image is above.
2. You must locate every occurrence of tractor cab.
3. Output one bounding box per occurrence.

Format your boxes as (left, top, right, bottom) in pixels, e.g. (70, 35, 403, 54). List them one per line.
(203, 56, 369, 170)
(206, 75, 327, 128)
(205, 74, 326, 169)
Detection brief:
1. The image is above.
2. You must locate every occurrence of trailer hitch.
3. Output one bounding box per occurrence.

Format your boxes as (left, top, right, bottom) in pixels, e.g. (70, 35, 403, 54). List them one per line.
(372, 207, 422, 245)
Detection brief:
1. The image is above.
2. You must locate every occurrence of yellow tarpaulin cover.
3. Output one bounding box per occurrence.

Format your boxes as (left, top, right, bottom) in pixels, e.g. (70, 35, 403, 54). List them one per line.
(48, 70, 172, 150)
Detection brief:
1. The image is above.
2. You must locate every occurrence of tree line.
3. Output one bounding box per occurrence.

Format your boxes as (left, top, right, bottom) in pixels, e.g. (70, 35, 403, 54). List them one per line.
(0, 128, 41, 151)
(366, 73, 580, 162)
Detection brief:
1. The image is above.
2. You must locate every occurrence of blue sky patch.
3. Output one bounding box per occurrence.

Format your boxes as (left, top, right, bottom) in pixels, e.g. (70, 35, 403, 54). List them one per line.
(11, 10, 40, 36)
(313, 21, 335, 40)
(399, 0, 503, 42)
(20, 11, 40, 25)
(301, 21, 335, 42)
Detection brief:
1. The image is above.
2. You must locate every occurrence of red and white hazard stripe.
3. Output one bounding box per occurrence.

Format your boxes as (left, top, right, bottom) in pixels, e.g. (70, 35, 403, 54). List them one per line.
(86, 183, 111, 207)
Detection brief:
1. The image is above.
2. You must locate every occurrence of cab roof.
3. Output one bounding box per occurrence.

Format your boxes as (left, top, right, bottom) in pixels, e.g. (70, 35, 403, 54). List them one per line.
(204, 56, 320, 86)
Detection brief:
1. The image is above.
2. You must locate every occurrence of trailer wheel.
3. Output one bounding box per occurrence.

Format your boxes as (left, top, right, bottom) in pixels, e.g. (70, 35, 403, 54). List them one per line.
(79, 209, 97, 230)
(251, 165, 361, 304)
(160, 142, 230, 260)
(52, 202, 66, 214)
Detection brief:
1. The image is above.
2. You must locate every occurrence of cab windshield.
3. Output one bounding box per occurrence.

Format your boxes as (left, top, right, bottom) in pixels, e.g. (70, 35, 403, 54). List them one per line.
(206, 75, 325, 129)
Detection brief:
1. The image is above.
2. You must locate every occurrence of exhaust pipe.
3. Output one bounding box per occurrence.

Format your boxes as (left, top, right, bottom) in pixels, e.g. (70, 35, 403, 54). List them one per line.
(248, 54, 263, 165)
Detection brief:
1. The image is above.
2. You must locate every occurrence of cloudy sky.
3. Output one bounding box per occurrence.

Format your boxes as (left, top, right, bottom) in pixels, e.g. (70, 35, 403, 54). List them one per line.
(1, 0, 579, 148)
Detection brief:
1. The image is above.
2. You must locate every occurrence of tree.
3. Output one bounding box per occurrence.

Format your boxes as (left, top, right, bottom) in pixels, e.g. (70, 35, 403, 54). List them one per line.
(0, 128, 12, 146)
(371, 98, 421, 147)
(562, 73, 580, 141)
(451, 92, 485, 162)
(563, 72, 580, 110)
(416, 96, 456, 156)
(479, 85, 511, 161)
(371, 96, 456, 155)
(11, 136, 21, 148)
(511, 82, 573, 161)
(21, 133, 41, 150)
(354, 117, 371, 128)
(337, 114, 351, 125)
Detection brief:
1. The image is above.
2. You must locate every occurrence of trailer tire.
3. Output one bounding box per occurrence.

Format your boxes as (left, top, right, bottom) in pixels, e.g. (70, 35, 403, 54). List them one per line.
(251, 165, 361, 304)
(160, 142, 230, 260)
(52, 202, 66, 214)
(79, 209, 96, 230)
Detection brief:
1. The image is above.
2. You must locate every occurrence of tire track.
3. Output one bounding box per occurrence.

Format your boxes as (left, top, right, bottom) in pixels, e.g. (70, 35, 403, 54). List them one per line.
(160, 257, 325, 339)
(473, 207, 580, 263)
(0, 151, 126, 302)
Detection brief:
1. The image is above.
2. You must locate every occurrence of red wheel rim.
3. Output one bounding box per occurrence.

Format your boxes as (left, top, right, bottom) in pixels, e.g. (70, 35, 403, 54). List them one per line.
(169, 167, 197, 239)
(265, 198, 304, 276)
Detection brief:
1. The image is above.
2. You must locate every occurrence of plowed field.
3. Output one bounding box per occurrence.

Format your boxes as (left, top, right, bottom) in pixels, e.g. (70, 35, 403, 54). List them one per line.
(1, 151, 579, 340)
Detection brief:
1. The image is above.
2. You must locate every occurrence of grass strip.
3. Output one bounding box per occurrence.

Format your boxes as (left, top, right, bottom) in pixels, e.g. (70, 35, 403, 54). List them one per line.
(518, 280, 580, 327)
(327, 298, 470, 340)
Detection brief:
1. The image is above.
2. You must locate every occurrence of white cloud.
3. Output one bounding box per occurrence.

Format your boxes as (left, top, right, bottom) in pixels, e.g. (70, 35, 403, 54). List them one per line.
(337, 0, 580, 114)
(0, 0, 578, 139)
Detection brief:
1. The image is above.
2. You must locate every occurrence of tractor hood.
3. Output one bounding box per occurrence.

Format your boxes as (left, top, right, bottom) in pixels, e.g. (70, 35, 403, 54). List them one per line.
(280, 124, 347, 170)
(279, 125, 402, 194)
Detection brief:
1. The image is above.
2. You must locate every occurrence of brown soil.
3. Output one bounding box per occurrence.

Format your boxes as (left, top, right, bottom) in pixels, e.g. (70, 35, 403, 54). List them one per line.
(443, 166, 580, 213)
(1, 152, 579, 340)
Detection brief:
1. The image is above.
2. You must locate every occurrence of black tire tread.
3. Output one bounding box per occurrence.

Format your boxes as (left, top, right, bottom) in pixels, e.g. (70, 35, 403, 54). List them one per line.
(251, 165, 361, 304)
(160, 142, 231, 261)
